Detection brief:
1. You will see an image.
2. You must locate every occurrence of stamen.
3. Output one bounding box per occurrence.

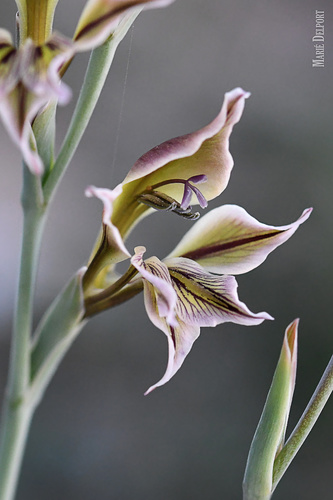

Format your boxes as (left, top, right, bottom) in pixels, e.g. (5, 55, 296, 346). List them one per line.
(148, 175, 208, 210)
(137, 190, 200, 221)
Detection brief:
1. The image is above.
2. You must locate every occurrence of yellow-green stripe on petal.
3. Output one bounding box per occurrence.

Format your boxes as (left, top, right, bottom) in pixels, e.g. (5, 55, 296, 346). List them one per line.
(130, 248, 272, 395)
(167, 205, 312, 275)
(0, 30, 18, 98)
(16, 0, 60, 45)
(131, 248, 200, 395)
(166, 258, 273, 326)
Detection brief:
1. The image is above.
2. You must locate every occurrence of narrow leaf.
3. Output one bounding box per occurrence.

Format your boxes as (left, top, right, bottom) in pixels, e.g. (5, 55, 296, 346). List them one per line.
(243, 320, 298, 500)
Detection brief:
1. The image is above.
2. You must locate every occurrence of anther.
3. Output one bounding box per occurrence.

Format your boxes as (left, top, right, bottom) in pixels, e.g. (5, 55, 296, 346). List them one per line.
(137, 190, 200, 220)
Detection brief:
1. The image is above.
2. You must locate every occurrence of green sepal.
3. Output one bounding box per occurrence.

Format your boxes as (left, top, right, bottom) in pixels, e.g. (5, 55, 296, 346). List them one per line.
(243, 320, 298, 500)
(30, 267, 86, 403)
(32, 101, 57, 179)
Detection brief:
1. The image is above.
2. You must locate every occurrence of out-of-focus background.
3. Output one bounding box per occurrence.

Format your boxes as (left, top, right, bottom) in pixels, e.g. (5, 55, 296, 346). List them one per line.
(0, 1, 332, 499)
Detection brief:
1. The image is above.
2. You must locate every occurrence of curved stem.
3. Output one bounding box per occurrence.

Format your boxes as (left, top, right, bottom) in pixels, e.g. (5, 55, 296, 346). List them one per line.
(272, 355, 333, 491)
(43, 10, 140, 204)
(84, 280, 143, 317)
(84, 264, 138, 302)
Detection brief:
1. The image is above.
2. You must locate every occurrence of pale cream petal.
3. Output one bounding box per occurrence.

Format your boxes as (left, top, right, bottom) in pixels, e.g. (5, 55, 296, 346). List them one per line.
(167, 205, 312, 275)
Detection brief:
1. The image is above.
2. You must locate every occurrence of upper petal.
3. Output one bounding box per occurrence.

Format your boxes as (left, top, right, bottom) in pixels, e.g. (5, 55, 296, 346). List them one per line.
(122, 88, 250, 200)
(85, 184, 131, 262)
(111, 88, 250, 237)
(167, 205, 312, 275)
(0, 34, 74, 174)
(74, 0, 175, 51)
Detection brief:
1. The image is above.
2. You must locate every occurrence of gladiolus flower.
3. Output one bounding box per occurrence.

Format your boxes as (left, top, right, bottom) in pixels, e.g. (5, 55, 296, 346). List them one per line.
(82, 87, 312, 392)
(0, 0, 175, 174)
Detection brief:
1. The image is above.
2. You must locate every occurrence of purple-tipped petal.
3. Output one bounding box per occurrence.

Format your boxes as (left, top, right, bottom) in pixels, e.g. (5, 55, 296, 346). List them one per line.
(85, 184, 130, 262)
(0, 86, 46, 175)
(123, 88, 250, 202)
(21, 34, 74, 105)
(144, 319, 200, 395)
(167, 205, 312, 275)
(131, 247, 178, 327)
(112, 88, 250, 234)
(0, 33, 74, 174)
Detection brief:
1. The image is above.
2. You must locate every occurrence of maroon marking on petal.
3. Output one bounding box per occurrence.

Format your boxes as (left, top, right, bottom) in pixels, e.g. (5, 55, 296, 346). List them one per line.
(180, 230, 282, 261)
(170, 274, 241, 315)
(75, 2, 140, 41)
(170, 326, 176, 348)
(1, 47, 16, 64)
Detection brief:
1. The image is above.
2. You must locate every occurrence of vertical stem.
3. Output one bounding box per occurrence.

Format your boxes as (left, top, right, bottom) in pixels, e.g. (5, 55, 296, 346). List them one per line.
(0, 168, 46, 500)
(0, 403, 34, 500)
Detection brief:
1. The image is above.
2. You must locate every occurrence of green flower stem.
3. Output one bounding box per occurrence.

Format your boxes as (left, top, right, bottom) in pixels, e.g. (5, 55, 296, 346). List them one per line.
(0, 168, 46, 500)
(84, 265, 139, 311)
(272, 355, 333, 491)
(84, 280, 143, 318)
(0, 11, 141, 499)
(43, 9, 141, 204)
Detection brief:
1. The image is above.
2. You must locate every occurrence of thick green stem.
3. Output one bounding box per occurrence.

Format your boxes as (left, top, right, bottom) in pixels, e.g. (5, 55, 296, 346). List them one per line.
(0, 400, 34, 500)
(0, 11, 141, 499)
(272, 355, 333, 491)
(0, 168, 46, 500)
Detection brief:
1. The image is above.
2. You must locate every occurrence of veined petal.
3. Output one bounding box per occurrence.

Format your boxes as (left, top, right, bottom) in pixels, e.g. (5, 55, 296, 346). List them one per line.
(0, 34, 74, 174)
(123, 88, 249, 196)
(85, 185, 131, 262)
(0, 30, 19, 99)
(0, 85, 46, 175)
(144, 318, 200, 395)
(131, 247, 199, 394)
(74, 0, 175, 51)
(165, 258, 273, 326)
(167, 205, 312, 275)
(131, 246, 177, 327)
(21, 34, 73, 105)
(111, 88, 249, 235)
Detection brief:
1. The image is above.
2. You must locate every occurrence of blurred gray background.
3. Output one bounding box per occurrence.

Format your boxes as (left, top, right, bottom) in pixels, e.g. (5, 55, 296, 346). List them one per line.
(0, 1, 332, 499)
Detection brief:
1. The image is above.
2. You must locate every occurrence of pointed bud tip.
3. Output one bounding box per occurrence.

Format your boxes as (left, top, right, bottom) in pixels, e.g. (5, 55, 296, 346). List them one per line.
(285, 318, 299, 357)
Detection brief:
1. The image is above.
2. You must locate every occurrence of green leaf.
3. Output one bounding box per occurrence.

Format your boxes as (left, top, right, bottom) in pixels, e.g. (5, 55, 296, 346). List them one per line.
(242, 320, 298, 500)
